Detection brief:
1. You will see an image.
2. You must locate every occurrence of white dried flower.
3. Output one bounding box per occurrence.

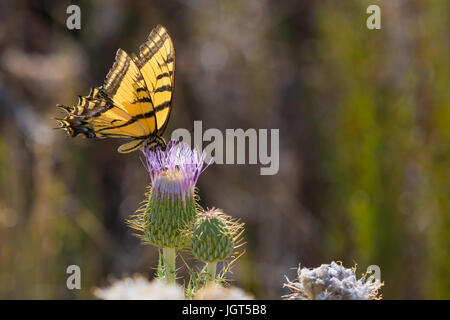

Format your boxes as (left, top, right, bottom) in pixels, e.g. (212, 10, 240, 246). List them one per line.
(194, 284, 254, 300)
(282, 261, 383, 300)
(94, 275, 184, 300)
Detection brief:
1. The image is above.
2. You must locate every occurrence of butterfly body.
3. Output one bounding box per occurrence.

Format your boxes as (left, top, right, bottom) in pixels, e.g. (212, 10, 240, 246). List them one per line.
(56, 25, 175, 153)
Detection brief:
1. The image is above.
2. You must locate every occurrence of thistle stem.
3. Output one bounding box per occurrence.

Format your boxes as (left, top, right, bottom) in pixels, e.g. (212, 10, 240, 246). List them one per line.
(206, 262, 217, 282)
(163, 248, 176, 284)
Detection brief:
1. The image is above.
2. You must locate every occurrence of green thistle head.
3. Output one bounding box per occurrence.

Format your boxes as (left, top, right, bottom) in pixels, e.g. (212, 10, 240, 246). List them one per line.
(128, 141, 208, 249)
(191, 208, 244, 263)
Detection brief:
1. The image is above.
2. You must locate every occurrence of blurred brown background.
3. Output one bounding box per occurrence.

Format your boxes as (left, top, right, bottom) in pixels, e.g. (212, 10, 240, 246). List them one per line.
(0, 0, 449, 299)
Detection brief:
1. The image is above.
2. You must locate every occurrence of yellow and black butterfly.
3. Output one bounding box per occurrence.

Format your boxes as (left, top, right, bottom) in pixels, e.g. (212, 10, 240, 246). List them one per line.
(56, 25, 175, 153)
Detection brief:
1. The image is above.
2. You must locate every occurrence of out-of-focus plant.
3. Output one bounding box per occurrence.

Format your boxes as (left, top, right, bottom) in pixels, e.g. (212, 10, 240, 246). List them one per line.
(94, 275, 185, 300)
(128, 141, 245, 293)
(282, 261, 383, 300)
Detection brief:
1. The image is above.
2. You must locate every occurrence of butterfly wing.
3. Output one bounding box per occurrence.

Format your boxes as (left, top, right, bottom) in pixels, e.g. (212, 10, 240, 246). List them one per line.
(102, 48, 157, 140)
(57, 49, 158, 152)
(56, 86, 142, 139)
(131, 25, 175, 136)
(57, 25, 175, 153)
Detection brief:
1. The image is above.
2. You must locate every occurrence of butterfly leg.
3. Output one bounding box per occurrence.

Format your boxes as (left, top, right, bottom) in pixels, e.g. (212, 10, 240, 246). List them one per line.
(154, 135, 167, 150)
(142, 135, 166, 151)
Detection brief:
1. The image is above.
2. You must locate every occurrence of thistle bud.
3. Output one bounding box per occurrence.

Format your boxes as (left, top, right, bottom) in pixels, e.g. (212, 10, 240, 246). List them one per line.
(191, 208, 243, 263)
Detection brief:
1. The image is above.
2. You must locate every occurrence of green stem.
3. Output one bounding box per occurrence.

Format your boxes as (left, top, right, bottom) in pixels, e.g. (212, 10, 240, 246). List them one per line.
(206, 262, 217, 282)
(163, 248, 176, 284)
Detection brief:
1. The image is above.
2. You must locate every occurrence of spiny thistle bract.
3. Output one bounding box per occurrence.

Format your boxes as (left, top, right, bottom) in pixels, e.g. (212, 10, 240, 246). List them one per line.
(128, 141, 208, 249)
(191, 208, 244, 263)
(142, 171, 197, 248)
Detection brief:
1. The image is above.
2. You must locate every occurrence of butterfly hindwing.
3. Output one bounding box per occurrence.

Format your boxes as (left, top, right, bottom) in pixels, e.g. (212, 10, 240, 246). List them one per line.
(56, 87, 139, 139)
(117, 138, 147, 153)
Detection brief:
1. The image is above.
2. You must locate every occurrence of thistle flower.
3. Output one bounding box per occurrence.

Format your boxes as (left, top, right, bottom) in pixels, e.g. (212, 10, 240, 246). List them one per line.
(129, 141, 208, 249)
(282, 261, 383, 300)
(190, 208, 244, 281)
(143, 141, 208, 202)
(128, 141, 209, 283)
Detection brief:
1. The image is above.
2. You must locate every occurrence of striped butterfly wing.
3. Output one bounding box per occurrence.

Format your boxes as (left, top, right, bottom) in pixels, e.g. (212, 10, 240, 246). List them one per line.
(57, 50, 158, 153)
(56, 25, 175, 153)
(56, 86, 148, 141)
(131, 25, 175, 136)
(102, 49, 158, 152)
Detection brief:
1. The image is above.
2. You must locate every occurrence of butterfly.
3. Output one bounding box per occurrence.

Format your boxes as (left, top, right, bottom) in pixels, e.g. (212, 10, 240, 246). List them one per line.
(56, 25, 175, 153)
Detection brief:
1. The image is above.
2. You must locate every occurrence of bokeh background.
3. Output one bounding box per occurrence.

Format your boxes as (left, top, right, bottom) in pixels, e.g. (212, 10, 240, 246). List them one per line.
(0, 0, 449, 299)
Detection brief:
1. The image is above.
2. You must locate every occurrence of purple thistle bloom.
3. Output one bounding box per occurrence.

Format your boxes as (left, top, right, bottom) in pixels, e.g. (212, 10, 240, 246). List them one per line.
(141, 140, 209, 201)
